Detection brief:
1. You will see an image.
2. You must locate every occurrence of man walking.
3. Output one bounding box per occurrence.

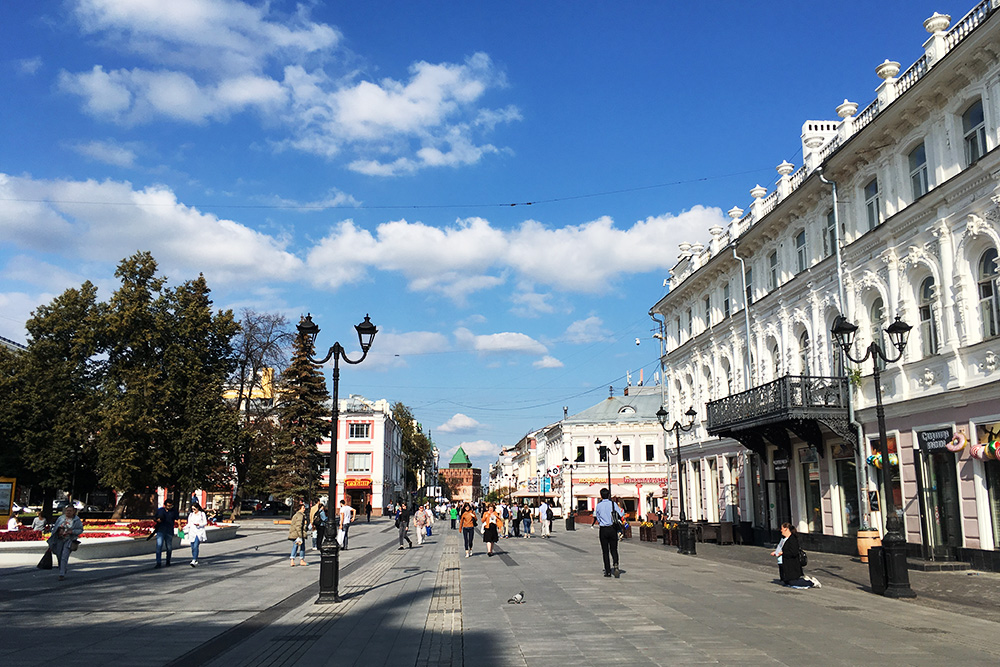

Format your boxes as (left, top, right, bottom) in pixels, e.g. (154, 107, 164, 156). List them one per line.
(338, 500, 356, 550)
(365, 501, 372, 523)
(591, 488, 624, 578)
(538, 499, 551, 538)
(396, 504, 413, 549)
(449, 504, 458, 530)
(153, 498, 179, 568)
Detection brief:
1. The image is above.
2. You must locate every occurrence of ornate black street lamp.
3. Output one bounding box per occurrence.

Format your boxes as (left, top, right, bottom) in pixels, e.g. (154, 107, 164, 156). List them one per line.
(297, 313, 377, 604)
(594, 436, 621, 497)
(831, 314, 915, 598)
(657, 406, 698, 555)
(561, 457, 577, 531)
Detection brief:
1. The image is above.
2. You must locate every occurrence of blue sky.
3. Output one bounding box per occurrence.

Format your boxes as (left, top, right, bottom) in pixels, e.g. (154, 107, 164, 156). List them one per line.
(0, 0, 972, 473)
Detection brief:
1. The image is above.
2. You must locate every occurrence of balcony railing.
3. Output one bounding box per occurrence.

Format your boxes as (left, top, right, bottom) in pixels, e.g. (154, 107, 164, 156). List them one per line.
(706, 375, 848, 434)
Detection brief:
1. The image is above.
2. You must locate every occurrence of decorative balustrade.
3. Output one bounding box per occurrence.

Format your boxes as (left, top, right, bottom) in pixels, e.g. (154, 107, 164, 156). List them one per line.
(895, 54, 928, 97)
(946, 0, 993, 49)
(706, 375, 848, 433)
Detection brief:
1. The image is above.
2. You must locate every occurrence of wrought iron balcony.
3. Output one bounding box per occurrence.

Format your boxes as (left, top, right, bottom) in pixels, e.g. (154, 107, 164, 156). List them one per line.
(706, 375, 854, 457)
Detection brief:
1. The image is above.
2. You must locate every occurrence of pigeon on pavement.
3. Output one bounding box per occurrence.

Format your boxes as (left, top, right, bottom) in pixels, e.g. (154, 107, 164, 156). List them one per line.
(507, 591, 525, 604)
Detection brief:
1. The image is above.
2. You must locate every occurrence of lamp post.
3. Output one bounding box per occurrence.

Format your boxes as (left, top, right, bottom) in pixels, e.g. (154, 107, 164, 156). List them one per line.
(296, 313, 378, 604)
(832, 314, 915, 598)
(562, 457, 577, 531)
(656, 406, 698, 555)
(594, 437, 621, 498)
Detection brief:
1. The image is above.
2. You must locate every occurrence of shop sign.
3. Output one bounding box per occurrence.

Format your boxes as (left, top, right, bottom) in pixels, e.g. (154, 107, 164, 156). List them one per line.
(917, 427, 953, 454)
(344, 478, 372, 489)
(622, 477, 669, 486)
(799, 448, 818, 464)
(773, 455, 789, 471)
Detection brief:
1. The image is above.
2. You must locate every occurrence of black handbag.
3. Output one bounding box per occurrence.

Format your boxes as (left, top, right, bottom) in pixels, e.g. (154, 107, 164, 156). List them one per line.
(800, 549, 808, 567)
(37, 548, 53, 570)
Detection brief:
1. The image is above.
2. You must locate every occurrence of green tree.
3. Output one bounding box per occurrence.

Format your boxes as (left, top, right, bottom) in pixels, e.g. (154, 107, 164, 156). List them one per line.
(392, 402, 432, 491)
(273, 321, 330, 501)
(0, 283, 102, 517)
(227, 310, 292, 518)
(96, 252, 239, 518)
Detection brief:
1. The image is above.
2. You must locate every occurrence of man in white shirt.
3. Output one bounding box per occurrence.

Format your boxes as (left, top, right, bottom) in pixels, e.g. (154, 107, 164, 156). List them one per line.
(338, 500, 356, 550)
(537, 500, 551, 538)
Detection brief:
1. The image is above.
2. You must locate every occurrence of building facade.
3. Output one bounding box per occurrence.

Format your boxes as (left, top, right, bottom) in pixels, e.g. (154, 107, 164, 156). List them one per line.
(650, 2, 1000, 567)
(319, 395, 404, 516)
(440, 447, 482, 504)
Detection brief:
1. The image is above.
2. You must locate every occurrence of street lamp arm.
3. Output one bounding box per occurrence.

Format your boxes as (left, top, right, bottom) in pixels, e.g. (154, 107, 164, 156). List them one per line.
(840, 342, 874, 367)
(308, 341, 373, 367)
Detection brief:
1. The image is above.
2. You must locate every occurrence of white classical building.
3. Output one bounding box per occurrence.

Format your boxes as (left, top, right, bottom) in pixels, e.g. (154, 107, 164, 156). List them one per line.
(318, 395, 404, 516)
(650, 1, 1000, 568)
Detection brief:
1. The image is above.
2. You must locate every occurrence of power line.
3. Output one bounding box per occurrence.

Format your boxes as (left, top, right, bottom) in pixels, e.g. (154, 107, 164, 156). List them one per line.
(0, 166, 772, 212)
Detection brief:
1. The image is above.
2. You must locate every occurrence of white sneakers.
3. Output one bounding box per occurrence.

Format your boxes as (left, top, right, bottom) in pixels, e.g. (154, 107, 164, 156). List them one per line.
(190, 560, 198, 567)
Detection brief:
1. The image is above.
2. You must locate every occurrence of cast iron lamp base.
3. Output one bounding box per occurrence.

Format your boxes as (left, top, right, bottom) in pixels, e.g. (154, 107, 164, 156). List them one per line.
(677, 520, 697, 555)
(881, 517, 915, 598)
(316, 537, 342, 604)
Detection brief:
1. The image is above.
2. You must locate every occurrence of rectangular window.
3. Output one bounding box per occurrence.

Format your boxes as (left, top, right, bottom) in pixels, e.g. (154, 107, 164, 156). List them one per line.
(909, 142, 928, 199)
(703, 295, 711, 327)
(346, 453, 371, 473)
(744, 267, 753, 305)
(576, 446, 585, 463)
(824, 210, 837, 257)
(622, 445, 631, 462)
(645, 444, 655, 461)
(348, 423, 370, 439)
(767, 252, 778, 291)
(598, 445, 608, 462)
(865, 177, 881, 230)
(686, 308, 692, 337)
(795, 230, 807, 272)
(723, 284, 730, 319)
(964, 99, 987, 165)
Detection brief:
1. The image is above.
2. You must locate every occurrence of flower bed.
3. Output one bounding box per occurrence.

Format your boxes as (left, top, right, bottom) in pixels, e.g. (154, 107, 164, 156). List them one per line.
(0, 528, 43, 542)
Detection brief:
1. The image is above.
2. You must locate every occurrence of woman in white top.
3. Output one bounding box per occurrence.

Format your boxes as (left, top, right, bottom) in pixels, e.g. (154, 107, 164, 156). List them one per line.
(185, 502, 208, 567)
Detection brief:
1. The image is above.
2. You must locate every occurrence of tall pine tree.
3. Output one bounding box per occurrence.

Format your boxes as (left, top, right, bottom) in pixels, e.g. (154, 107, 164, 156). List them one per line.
(274, 320, 330, 501)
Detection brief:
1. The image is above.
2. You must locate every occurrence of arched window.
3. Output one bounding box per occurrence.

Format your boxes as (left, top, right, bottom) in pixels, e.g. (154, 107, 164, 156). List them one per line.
(979, 247, 999, 340)
(963, 99, 987, 166)
(799, 331, 811, 375)
(721, 359, 732, 395)
(919, 277, 939, 356)
(871, 298, 887, 371)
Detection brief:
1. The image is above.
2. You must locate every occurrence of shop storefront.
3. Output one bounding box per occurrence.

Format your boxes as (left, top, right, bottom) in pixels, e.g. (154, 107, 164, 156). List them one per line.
(344, 478, 372, 513)
(914, 427, 962, 560)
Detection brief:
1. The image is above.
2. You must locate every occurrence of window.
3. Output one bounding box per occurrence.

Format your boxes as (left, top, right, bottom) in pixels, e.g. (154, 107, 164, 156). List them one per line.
(598, 445, 608, 462)
(909, 142, 928, 199)
(919, 277, 939, 356)
(346, 453, 371, 473)
(349, 423, 370, 439)
(744, 266, 753, 305)
(865, 177, 881, 230)
(622, 445, 631, 462)
(767, 251, 778, 290)
(645, 444, 655, 461)
(686, 308, 693, 337)
(795, 230, 807, 272)
(771, 343, 781, 379)
(871, 298, 887, 371)
(799, 331, 811, 375)
(963, 99, 987, 165)
(979, 247, 1000, 339)
(723, 283, 731, 319)
(703, 295, 711, 327)
(576, 446, 585, 463)
(674, 317, 681, 343)
(823, 210, 837, 258)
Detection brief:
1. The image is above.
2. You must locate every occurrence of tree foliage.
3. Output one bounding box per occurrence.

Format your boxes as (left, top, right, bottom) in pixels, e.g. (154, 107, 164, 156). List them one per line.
(227, 310, 293, 518)
(273, 322, 330, 501)
(392, 402, 432, 491)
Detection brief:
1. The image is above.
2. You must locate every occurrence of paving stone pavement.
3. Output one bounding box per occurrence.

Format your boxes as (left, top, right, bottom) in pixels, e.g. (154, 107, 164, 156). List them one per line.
(3, 519, 1000, 666)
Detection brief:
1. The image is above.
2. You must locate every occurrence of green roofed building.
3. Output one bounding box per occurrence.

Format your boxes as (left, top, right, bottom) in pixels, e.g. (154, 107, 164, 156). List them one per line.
(449, 447, 472, 469)
(441, 446, 481, 503)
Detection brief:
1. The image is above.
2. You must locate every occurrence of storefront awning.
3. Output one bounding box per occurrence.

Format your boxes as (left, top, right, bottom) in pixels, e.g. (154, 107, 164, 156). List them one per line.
(510, 490, 557, 498)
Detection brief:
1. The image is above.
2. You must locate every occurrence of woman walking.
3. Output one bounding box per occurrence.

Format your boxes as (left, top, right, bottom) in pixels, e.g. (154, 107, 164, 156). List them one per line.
(47, 505, 84, 581)
(459, 503, 477, 557)
(185, 502, 208, 567)
(396, 505, 413, 549)
(288, 502, 308, 566)
(481, 504, 502, 557)
(519, 503, 532, 538)
(414, 503, 428, 545)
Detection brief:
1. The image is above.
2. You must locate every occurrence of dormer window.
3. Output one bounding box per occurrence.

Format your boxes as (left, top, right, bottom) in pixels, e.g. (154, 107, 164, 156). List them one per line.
(618, 406, 636, 415)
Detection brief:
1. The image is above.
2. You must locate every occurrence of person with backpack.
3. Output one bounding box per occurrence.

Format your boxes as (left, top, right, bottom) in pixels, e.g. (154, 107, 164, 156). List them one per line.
(537, 500, 552, 538)
(310, 502, 327, 549)
(591, 488, 624, 578)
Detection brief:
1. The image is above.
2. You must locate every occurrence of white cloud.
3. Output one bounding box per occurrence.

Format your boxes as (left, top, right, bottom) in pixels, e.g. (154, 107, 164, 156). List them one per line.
(533, 355, 564, 369)
(454, 327, 547, 355)
(564, 316, 612, 344)
(510, 286, 555, 318)
(0, 173, 302, 285)
(447, 439, 500, 459)
(18, 57, 42, 75)
(71, 139, 139, 167)
(362, 330, 451, 370)
(437, 413, 481, 434)
(0, 292, 44, 343)
(60, 2, 518, 174)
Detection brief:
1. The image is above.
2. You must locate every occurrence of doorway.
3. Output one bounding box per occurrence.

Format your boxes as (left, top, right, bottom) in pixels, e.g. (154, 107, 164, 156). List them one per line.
(920, 450, 962, 558)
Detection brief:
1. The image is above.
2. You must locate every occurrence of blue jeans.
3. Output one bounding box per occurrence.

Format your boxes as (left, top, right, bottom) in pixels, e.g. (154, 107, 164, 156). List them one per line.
(290, 539, 305, 560)
(462, 527, 475, 551)
(155, 532, 173, 565)
(191, 536, 201, 561)
(522, 518, 531, 535)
